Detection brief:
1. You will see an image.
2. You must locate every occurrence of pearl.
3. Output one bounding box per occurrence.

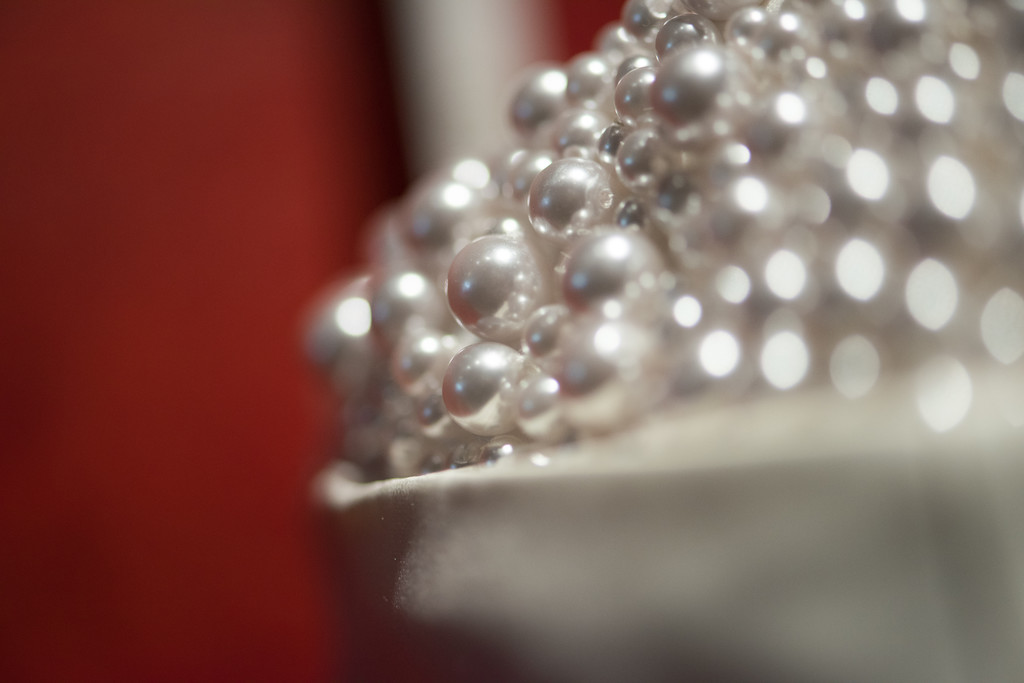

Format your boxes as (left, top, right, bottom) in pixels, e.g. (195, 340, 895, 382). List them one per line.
(563, 231, 668, 318)
(390, 328, 459, 397)
(555, 316, 663, 432)
(684, 0, 760, 23)
(595, 23, 644, 58)
(510, 66, 568, 138)
(528, 157, 616, 245)
(724, 6, 769, 46)
(615, 54, 657, 84)
(403, 178, 480, 267)
(655, 13, 720, 60)
(565, 52, 615, 109)
(442, 342, 525, 436)
(521, 303, 572, 371)
(416, 391, 465, 440)
(597, 122, 626, 164)
(503, 149, 556, 201)
(651, 46, 729, 129)
(615, 126, 673, 191)
(621, 0, 671, 41)
(447, 235, 550, 345)
(517, 373, 571, 443)
(614, 65, 658, 127)
(304, 275, 375, 389)
(745, 91, 809, 156)
(370, 270, 451, 346)
(551, 108, 612, 156)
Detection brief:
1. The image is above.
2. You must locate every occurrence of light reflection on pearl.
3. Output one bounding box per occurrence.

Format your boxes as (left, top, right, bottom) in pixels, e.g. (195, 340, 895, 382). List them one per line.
(1002, 72, 1024, 123)
(715, 265, 751, 304)
(672, 295, 702, 328)
(915, 355, 972, 433)
(836, 238, 885, 301)
(905, 259, 958, 331)
(948, 43, 980, 80)
(764, 249, 807, 300)
(846, 148, 890, 201)
(699, 329, 741, 378)
(914, 75, 955, 124)
(830, 335, 880, 399)
(865, 77, 899, 115)
(761, 331, 810, 390)
(980, 288, 1024, 365)
(926, 156, 975, 220)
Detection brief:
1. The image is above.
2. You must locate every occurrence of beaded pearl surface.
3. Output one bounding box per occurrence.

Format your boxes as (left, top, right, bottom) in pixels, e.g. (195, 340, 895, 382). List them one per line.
(309, 0, 1024, 479)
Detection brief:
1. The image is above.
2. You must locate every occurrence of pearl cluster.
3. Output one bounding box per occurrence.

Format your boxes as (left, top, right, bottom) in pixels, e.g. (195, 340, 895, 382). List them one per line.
(307, 0, 1024, 480)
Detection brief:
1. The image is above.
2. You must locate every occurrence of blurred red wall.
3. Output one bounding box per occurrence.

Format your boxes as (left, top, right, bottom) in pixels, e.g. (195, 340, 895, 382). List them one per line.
(0, 1, 619, 681)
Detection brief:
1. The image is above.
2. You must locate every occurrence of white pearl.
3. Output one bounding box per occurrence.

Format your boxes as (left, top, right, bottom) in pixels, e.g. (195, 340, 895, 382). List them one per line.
(651, 45, 730, 129)
(390, 328, 459, 397)
(503, 149, 555, 201)
(370, 270, 450, 346)
(555, 316, 663, 433)
(521, 303, 572, 371)
(447, 235, 551, 345)
(416, 391, 465, 440)
(615, 126, 673, 191)
(565, 52, 615, 110)
(528, 157, 616, 245)
(517, 373, 570, 443)
(655, 13, 721, 60)
(510, 66, 568, 139)
(723, 6, 769, 47)
(442, 342, 525, 436)
(551, 108, 612, 156)
(563, 231, 668, 319)
(621, 0, 671, 41)
(614, 65, 657, 127)
(402, 178, 480, 268)
(595, 23, 643, 59)
(304, 275, 375, 389)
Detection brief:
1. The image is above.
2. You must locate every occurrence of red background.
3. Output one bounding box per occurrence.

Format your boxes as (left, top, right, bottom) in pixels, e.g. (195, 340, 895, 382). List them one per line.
(0, 2, 616, 680)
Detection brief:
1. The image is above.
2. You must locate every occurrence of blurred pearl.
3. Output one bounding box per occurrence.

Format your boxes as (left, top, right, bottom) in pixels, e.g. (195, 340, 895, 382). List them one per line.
(980, 287, 1024, 365)
(724, 6, 769, 46)
(746, 91, 809, 156)
(563, 231, 668, 317)
(621, 0, 671, 41)
(447, 235, 550, 345)
(651, 46, 729, 128)
(552, 108, 612, 155)
(391, 329, 459, 397)
(528, 158, 616, 245)
(517, 373, 571, 442)
(615, 66, 657, 127)
(403, 179, 480, 265)
(566, 52, 615, 109)
(868, 0, 928, 52)
(442, 342, 525, 436)
(615, 54, 657, 84)
(510, 66, 568, 138)
(760, 329, 811, 391)
(556, 317, 663, 433)
(615, 126, 673, 191)
(503, 150, 555, 201)
(595, 22, 643, 58)
(750, 10, 816, 64)
(304, 275, 374, 389)
(652, 169, 700, 225)
(416, 391, 465, 439)
(597, 122, 626, 164)
(371, 270, 450, 346)
(616, 197, 649, 229)
(522, 304, 572, 370)
(706, 174, 782, 243)
(655, 13, 721, 59)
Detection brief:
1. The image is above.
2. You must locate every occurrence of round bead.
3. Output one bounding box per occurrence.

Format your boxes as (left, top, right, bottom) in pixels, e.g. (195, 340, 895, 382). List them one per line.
(565, 52, 615, 109)
(390, 328, 459, 397)
(621, 0, 671, 41)
(615, 54, 657, 84)
(614, 65, 657, 126)
(528, 157, 616, 245)
(521, 304, 572, 371)
(655, 13, 720, 59)
(370, 270, 450, 346)
(304, 275, 374, 389)
(402, 178, 480, 265)
(510, 66, 568, 139)
(563, 231, 668, 318)
(615, 126, 673, 191)
(555, 317, 663, 433)
(551, 108, 612, 155)
(503, 149, 555, 201)
(651, 46, 729, 128)
(517, 373, 570, 443)
(447, 235, 550, 345)
(442, 342, 526, 436)
(723, 6, 769, 46)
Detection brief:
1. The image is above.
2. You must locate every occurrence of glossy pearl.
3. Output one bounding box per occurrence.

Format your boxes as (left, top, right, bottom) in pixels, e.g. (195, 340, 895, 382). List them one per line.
(615, 126, 673, 191)
(723, 6, 769, 46)
(403, 178, 480, 265)
(304, 275, 374, 389)
(621, 0, 671, 41)
(551, 108, 612, 155)
(390, 328, 459, 397)
(615, 54, 657, 85)
(563, 231, 667, 319)
(597, 122, 626, 164)
(565, 52, 615, 109)
(521, 303, 572, 371)
(517, 373, 570, 443)
(614, 65, 657, 126)
(510, 66, 568, 138)
(555, 316, 663, 433)
(447, 235, 550, 345)
(503, 149, 556, 201)
(651, 46, 729, 128)
(442, 342, 525, 436)
(416, 391, 464, 440)
(528, 157, 616, 245)
(655, 13, 720, 59)
(370, 270, 450, 346)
